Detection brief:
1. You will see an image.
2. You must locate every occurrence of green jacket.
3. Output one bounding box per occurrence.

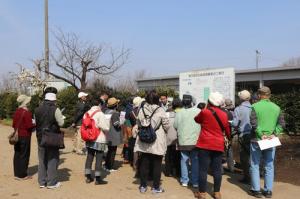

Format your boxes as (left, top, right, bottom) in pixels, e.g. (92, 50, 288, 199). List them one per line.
(173, 107, 200, 150)
(250, 99, 285, 140)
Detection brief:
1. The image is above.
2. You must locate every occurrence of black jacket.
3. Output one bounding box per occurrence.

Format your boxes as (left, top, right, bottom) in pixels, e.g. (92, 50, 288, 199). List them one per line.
(73, 101, 90, 126)
(35, 100, 60, 144)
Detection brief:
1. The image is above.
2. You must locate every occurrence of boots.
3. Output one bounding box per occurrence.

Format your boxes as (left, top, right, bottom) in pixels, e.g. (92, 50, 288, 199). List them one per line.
(194, 192, 206, 199)
(213, 192, 222, 199)
(85, 174, 93, 183)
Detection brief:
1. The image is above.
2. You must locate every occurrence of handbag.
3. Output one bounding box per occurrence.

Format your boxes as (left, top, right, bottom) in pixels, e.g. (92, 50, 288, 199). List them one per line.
(208, 108, 230, 150)
(8, 110, 25, 145)
(40, 128, 65, 149)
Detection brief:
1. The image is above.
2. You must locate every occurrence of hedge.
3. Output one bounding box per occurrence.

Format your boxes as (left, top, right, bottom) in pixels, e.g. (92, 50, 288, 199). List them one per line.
(0, 87, 299, 134)
(0, 92, 18, 119)
(56, 87, 78, 127)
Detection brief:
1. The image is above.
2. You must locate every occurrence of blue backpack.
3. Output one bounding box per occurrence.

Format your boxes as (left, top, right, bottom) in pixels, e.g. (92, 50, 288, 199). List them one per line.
(138, 106, 161, 144)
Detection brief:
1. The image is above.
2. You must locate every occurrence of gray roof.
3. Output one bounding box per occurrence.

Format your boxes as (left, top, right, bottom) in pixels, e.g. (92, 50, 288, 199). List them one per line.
(136, 66, 300, 82)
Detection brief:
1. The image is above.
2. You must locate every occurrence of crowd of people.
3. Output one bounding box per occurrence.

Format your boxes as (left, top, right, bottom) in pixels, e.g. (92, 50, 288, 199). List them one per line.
(11, 85, 285, 199)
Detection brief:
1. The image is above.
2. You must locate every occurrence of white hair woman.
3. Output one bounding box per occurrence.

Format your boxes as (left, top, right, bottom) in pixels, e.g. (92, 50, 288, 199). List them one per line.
(12, 95, 35, 180)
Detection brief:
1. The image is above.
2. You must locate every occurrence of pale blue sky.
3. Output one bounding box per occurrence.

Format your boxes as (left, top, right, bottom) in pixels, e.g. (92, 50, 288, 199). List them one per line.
(1, 0, 300, 79)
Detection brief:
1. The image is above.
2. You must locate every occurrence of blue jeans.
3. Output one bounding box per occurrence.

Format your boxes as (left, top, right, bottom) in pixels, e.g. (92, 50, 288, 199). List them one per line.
(250, 142, 276, 192)
(180, 150, 199, 185)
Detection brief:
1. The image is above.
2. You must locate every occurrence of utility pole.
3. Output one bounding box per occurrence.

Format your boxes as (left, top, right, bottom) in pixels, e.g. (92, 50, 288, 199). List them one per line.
(255, 49, 260, 70)
(44, 0, 49, 77)
(256, 50, 264, 87)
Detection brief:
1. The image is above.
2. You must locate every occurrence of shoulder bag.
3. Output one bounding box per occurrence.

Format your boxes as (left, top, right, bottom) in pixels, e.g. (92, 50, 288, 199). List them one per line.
(208, 108, 230, 150)
(40, 127, 65, 149)
(8, 110, 26, 145)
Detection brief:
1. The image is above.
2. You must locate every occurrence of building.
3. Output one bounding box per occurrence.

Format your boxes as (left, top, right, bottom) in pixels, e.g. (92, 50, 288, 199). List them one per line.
(136, 66, 300, 94)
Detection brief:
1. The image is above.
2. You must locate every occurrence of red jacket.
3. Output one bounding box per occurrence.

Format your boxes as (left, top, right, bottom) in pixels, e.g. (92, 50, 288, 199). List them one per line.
(194, 106, 230, 152)
(12, 108, 35, 137)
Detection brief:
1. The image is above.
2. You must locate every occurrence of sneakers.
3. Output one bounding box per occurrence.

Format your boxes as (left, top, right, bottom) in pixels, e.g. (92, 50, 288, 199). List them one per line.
(249, 190, 263, 198)
(39, 185, 46, 188)
(103, 167, 117, 172)
(151, 187, 165, 194)
(47, 182, 61, 189)
(181, 183, 188, 187)
(103, 167, 110, 172)
(95, 177, 108, 185)
(139, 186, 147, 193)
(263, 191, 272, 198)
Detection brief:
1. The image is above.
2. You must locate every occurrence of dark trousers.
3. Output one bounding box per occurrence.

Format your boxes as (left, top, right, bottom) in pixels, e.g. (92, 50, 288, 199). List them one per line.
(198, 149, 223, 192)
(128, 137, 136, 165)
(240, 134, 251, 181)
(139, 153, 163, 189)
(122, 145, 130, 161)
(14, 137, 31, 178)
(85, 148, 104, 177)
(165, 145, 181, 177)
(105, 146, 118, 170)
(38, 146, 60, 186)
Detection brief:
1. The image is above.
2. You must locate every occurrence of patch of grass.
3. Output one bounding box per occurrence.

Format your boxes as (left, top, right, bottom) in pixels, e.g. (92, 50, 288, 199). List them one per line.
(0, 118, 13, 126)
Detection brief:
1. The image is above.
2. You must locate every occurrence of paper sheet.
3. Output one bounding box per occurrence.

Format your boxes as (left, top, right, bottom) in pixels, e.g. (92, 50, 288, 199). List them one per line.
(257, 137, 281, 150)
(120, 111, 126, 125)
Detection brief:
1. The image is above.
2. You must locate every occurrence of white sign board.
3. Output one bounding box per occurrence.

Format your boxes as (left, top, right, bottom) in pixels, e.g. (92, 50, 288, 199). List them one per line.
(179, 67, 235, 104)
(257, 137, 281, 150)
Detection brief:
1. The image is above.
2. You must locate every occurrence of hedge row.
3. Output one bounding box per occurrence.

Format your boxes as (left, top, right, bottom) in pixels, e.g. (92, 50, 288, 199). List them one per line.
(0, 87, 299, 134)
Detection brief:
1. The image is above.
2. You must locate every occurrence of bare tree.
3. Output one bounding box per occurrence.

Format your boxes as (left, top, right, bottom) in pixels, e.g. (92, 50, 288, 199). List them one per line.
(113, 69, 148, 93)
(38, 30, 130, 91)
(0, 73, 19, 92)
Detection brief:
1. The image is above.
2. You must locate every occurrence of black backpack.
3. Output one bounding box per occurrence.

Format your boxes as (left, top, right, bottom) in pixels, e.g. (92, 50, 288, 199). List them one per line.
(138, 106, 161, 144)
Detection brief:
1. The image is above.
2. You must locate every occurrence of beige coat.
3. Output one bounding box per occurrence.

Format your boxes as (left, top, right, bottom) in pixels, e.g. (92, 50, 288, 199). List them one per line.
(134, 103, 170, 156)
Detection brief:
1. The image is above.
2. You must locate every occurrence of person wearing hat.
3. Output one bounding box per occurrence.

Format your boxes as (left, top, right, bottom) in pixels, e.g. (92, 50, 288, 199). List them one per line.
(12, 95, 35, 180)
(127, 96, 144, 169)
(35, 88, 65, 189)
(221, 98, 235, 173)
(232, 90, 252, 184)
(249, 86, 285, 198)
(72, 91, 91, 155)
(194, 92, 231, 199)
(104, 97, 122, 172)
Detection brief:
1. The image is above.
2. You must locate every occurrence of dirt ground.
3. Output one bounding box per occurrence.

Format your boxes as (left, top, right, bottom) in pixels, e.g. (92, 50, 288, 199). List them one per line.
(1, 124, 299, 199)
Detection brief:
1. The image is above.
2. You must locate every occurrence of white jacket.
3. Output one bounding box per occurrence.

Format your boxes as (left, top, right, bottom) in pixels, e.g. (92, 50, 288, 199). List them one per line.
(84, 106, 110, 143)
(134, 103, 170, 156)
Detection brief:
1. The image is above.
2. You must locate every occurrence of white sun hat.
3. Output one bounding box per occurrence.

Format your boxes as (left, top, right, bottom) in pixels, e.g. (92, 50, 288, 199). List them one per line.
(208, 92, 224, 107)
(78, 92, 88, 98)
(45, 93, 57, 101)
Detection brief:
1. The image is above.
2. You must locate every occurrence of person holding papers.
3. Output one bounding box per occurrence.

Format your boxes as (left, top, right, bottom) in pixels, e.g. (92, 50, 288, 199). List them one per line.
(249, 86, 285, 198)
